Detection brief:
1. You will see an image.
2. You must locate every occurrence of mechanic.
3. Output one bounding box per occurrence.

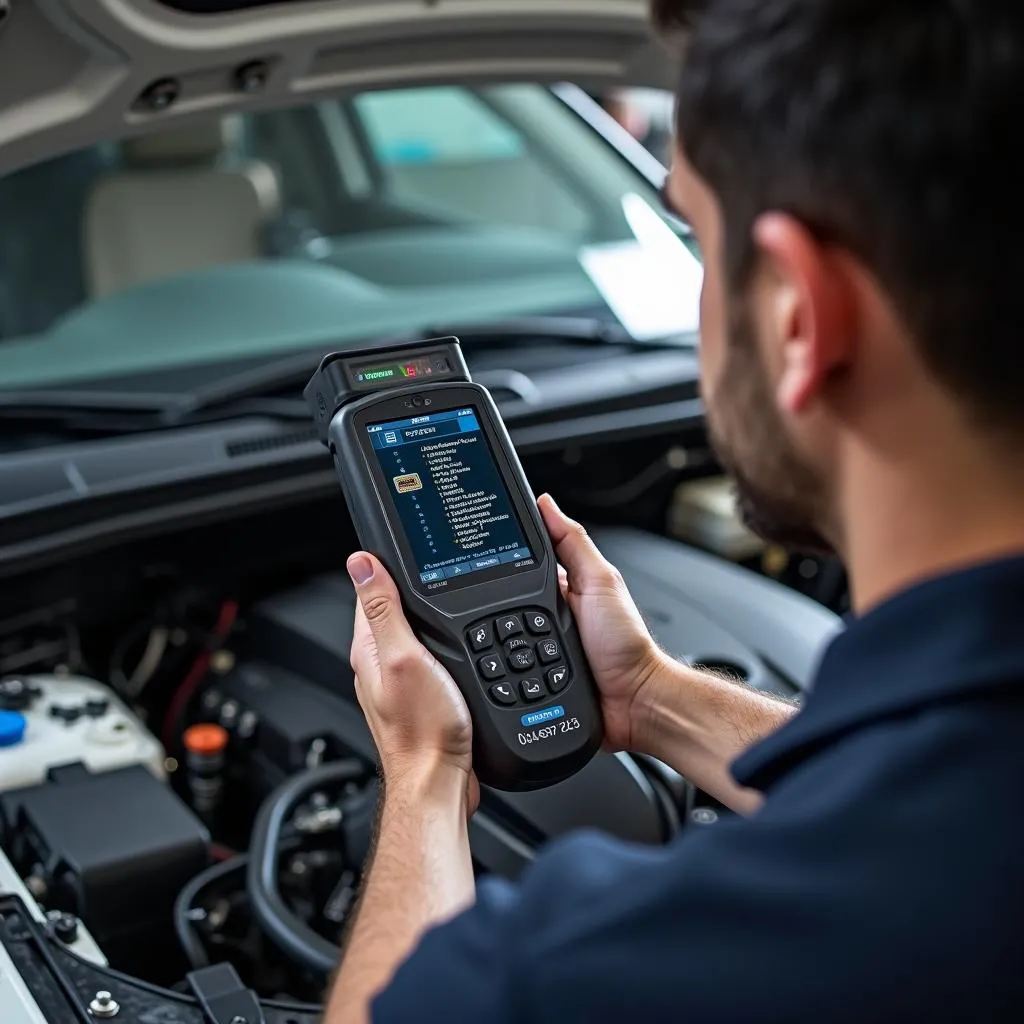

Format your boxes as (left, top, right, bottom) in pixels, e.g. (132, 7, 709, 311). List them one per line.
(326, 1, 1024, 1021)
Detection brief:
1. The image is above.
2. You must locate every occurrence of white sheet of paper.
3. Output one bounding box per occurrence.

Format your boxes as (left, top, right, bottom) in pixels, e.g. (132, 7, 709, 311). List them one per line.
(579, 193, 703, 341)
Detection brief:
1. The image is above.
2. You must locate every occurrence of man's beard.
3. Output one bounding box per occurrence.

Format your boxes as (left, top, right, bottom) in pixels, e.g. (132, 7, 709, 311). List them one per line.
(705, 299, 835, 556)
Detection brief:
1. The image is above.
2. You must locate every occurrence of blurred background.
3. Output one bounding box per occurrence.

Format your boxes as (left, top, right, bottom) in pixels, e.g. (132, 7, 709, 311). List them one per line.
(594, 88, 674, 165)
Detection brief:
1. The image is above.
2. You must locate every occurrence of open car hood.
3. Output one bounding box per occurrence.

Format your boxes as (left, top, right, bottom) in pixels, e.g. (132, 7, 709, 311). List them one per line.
(0, 0, 673, 174)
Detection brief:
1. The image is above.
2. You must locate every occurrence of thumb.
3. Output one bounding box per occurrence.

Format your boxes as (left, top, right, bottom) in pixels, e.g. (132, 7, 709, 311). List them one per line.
(538, 495, 619, 592)
(347, 552, 416, 649)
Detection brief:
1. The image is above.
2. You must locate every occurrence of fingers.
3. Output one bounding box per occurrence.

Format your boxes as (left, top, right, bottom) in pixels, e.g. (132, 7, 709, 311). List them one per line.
(557, 563, 569, 600)
(351, 600, 370, 656)
(538, 494, 619, 592)
(347, 552, 420, 672)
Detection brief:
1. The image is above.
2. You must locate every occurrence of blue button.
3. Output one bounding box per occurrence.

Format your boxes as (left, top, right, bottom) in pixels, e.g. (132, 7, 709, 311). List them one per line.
(521, 705, 564, 728)
(500, 547, 532, 564)
(420, 570, 445, 583)
(0, 711, 26, 748)
(444, 562, 472, 579)
(471, 556, 501, 571)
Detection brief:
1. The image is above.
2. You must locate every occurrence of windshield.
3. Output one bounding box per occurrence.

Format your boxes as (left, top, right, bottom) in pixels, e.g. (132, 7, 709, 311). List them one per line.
(0, 84, 700, 391)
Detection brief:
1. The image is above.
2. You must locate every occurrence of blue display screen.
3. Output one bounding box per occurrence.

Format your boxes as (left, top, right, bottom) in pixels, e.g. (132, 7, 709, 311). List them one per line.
(368, 407, 536, 586)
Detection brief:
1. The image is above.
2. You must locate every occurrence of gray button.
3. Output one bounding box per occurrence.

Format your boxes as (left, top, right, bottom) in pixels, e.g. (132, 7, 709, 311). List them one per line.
(467, 623, 493, 652)
(508, 648, 536, 673)
(519, 678, 545, 703)
(537, 639, 561, 665)
(546, 665, 570, 694)
(478, 655, 504, 680)
(489, 683, 517, 707)
(495, 614, 523, 641)
(525, 612, 551, 635)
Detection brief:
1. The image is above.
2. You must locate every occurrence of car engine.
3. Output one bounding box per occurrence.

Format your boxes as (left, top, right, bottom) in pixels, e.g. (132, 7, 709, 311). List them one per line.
(0, 520, 838, 1018)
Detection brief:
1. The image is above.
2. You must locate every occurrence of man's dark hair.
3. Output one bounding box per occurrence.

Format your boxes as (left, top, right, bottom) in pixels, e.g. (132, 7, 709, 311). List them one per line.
(652, 0, 1024, 438)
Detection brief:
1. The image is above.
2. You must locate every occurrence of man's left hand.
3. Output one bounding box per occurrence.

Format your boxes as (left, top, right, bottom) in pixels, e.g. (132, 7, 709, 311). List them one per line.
(347, 552, 479, 812)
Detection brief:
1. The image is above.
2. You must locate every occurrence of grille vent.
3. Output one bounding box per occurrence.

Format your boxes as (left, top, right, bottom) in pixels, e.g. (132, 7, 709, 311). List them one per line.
(226, 426, 319, 458)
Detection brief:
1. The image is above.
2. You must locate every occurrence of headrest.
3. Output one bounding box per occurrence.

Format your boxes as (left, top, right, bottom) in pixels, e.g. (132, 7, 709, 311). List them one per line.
(121, 117, 241, 168)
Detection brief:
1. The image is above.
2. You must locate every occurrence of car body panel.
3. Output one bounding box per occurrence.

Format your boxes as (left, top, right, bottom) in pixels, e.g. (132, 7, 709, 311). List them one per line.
(0, 0, 673, 174)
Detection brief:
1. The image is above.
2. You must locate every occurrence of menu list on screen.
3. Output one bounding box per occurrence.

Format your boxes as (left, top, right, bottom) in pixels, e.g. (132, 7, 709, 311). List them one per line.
(367, 407, 537, 586)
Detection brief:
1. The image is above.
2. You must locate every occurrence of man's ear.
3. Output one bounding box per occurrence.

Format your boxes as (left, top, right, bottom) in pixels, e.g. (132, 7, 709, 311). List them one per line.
(752, 213, 857, 415)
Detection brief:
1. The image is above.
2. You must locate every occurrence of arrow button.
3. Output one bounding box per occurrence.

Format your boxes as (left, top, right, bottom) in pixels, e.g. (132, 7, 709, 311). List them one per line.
(546, 665, 571, 694)
(478, 655, 505, 680)
(489, 683, 518, 707)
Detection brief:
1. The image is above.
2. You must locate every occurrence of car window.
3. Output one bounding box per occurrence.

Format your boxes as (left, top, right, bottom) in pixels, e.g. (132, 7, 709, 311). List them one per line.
(351, 87, 591, 237)
(356, 87, 524, 165)
(0, 84, 697, 389)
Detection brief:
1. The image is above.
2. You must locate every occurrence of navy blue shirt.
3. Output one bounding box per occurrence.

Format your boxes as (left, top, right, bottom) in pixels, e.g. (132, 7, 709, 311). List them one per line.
(375, 557, 1024, 1022)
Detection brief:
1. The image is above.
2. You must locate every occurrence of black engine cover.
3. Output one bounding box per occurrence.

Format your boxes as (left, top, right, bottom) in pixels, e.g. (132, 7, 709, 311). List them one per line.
(227, 528, 839, 877)
(231, 573, 668, 878)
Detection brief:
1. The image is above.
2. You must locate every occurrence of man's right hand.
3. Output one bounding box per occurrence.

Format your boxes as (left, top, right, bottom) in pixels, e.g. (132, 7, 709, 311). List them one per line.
(538, 494, 668, 753)
(540, 494, 797, 812)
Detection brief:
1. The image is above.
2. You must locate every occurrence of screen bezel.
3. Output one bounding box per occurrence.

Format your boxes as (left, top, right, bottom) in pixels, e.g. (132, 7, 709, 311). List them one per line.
(353, 388, 544, 597)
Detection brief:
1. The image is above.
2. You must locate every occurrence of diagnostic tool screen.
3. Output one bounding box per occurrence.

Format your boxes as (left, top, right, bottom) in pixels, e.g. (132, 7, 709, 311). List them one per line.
(367, 407, 537, 587)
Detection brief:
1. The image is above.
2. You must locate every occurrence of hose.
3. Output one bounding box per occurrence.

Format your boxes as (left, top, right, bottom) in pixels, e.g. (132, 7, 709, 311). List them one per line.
(247, 760, 365, 974)
(174, 854, 248, 969)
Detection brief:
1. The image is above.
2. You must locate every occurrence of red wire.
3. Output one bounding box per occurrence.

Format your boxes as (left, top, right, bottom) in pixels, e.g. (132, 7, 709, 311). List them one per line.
(162, 600, 239, 752)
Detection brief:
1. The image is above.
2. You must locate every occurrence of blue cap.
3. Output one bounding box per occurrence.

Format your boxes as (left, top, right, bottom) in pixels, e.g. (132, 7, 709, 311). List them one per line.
(0, 711, 26, 748)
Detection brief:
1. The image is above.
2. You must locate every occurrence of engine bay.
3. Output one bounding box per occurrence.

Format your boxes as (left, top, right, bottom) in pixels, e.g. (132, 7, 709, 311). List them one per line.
(0, 474, 839, 1015)
(0, 334, 843, 1016)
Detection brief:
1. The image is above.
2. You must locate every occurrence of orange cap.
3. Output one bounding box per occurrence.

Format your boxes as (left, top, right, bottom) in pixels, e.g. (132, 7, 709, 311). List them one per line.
(183, 723, 229, 757)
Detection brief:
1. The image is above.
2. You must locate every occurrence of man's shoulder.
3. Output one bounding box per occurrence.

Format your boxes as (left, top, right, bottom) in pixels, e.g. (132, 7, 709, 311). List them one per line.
(375, 693, 1024, 1024)
(774, 687, 1024, 803)
(745, 691, 1024, 937)
(758, 689, 1024, 850)
(520, 694, 1024, 1014)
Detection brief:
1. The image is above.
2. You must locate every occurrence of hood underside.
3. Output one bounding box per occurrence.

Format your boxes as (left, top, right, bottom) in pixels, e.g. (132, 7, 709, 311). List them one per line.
(0, 0, 674, 175)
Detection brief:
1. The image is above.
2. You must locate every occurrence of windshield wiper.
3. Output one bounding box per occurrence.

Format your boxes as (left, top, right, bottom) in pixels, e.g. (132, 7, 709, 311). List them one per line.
(0, 388, 310, 436)
(0, 317, 695, 437)
(402, 315, 697, 349)
(162, 317, 693, 423)
(160, 349, 325, 426)
(158, 318, 640, 420)
(413, 316, 637, 347)
(0, 391, 167, 436)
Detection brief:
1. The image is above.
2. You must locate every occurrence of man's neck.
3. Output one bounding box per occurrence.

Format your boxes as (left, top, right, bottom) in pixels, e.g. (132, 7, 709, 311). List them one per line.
(841, 439, 1024, 614)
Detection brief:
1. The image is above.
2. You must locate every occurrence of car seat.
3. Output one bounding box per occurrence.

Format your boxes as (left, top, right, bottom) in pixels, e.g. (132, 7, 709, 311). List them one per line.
(82, 117, 281, 298)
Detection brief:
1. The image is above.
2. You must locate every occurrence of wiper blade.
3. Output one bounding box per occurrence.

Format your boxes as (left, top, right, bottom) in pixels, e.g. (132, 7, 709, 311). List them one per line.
(0, 391, 168, 436)
(0, 390, 169, 416)
(0, 388, 309, 435)
(394, 315, 697, 349)
(414, 316, 636, 347)
(149, 318, 670, 425)
(0, 317, 695, 436)
(161, 350, 322, 426)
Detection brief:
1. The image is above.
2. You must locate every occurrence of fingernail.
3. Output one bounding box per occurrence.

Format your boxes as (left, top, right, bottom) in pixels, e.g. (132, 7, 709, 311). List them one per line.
(542, 493, 559, 511)
(348, 554, 374, 586)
